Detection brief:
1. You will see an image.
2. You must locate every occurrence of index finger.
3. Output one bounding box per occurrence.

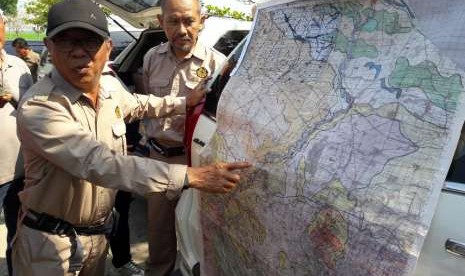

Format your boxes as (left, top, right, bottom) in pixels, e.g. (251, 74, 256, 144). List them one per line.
(223, 161, 252, 171)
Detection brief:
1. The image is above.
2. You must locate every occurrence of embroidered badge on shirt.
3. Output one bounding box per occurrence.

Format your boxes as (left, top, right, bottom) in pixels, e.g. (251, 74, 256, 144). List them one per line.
(196, 67, 208, 78)
(115, 106, 122, 119)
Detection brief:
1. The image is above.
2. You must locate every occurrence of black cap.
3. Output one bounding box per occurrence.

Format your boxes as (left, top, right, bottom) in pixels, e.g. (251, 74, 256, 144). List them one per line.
(46, 0, 110, 38)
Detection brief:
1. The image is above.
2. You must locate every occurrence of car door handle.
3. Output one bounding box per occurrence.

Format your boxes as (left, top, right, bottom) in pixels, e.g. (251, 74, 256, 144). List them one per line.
(445, 239, 465, 258)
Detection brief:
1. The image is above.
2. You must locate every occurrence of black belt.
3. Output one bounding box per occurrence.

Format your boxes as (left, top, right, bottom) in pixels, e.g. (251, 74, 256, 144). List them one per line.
(23, 209, 116, 236)
(149, 138, 185, 157)
(23, 209, 119, 273)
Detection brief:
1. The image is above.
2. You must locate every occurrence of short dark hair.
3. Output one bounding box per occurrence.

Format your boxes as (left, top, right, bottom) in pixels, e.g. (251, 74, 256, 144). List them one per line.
(12, 37, 29, 49)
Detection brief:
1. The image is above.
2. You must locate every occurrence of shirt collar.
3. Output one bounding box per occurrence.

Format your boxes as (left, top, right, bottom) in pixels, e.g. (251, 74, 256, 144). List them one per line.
(50, 68, 83, 103)
(0, 49, 5, 64)
(0, 50, 14, 69)
(156, 42, 171, 54)
(99, 83, 111, 99)
(190, 41, 207, 61)
(157, 40, 208, 61)
(49, 68, 112, 105)
(24, 50, 33, 60)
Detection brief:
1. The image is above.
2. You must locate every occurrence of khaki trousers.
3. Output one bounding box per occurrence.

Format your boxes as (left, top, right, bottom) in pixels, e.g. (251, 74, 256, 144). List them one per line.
(146, 151, 186, 276)
(12, 224, 109, 276)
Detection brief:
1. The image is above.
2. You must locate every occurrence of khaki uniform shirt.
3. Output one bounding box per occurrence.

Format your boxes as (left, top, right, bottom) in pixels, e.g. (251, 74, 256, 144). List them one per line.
(0, 50, 33, 184)
(142, 41, 226, 146)
(23, 50, 40, 83)
(17, 68, 187, 226)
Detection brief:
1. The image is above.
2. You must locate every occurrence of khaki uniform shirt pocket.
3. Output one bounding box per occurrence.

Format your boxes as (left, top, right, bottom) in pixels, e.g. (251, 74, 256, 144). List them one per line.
(112, 121, 127, 154)
(148, 78, 171, 97)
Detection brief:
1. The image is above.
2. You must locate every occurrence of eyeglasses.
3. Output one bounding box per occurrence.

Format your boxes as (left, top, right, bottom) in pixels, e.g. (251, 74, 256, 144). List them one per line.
(52, 37, 104, 52)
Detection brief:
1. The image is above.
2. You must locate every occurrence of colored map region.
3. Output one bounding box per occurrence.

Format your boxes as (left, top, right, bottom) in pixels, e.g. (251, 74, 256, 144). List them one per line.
(200, 0, 465, 275)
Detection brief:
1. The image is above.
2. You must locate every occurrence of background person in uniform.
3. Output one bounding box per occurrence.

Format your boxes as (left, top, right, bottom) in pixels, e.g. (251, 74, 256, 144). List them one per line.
(141, 0, 226, 274)
(11, 38, 40, 83)
(0, 9, 34, 276)
(12, 0, 250, 275)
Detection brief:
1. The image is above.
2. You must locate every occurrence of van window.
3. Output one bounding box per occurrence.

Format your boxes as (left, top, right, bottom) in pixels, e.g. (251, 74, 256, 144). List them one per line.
(110, 30, 141, 60)
(213, 30, 249, 56)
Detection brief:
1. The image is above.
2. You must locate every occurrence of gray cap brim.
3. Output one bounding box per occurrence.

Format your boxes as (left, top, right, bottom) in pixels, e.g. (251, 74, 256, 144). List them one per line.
(47, 21, 109, 38)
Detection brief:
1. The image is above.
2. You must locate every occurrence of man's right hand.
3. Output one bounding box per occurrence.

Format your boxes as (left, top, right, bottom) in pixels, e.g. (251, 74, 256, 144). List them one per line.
(186, 77, 211, 108)
(186, 161, 252, 193)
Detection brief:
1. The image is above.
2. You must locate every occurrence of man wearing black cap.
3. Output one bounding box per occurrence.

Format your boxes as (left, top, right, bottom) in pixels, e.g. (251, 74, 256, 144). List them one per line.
(12, 0, 250, 275)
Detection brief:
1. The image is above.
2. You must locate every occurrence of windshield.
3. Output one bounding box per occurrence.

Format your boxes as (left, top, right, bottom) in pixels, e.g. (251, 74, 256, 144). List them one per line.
(104, 0, 160, 13)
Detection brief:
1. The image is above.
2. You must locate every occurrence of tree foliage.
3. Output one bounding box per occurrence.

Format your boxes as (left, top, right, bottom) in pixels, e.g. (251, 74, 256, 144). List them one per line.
(205, 5, 253, 21)
(7, 14, 25, 35)
(24, 0, 61, 29)
(24, 0, 110, 31)
(0, 0, 18, 15)
(23, 0, 253, 31)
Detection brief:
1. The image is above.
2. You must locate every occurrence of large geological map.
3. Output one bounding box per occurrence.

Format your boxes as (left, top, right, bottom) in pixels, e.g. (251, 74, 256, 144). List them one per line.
(200, 0, 465, 275)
